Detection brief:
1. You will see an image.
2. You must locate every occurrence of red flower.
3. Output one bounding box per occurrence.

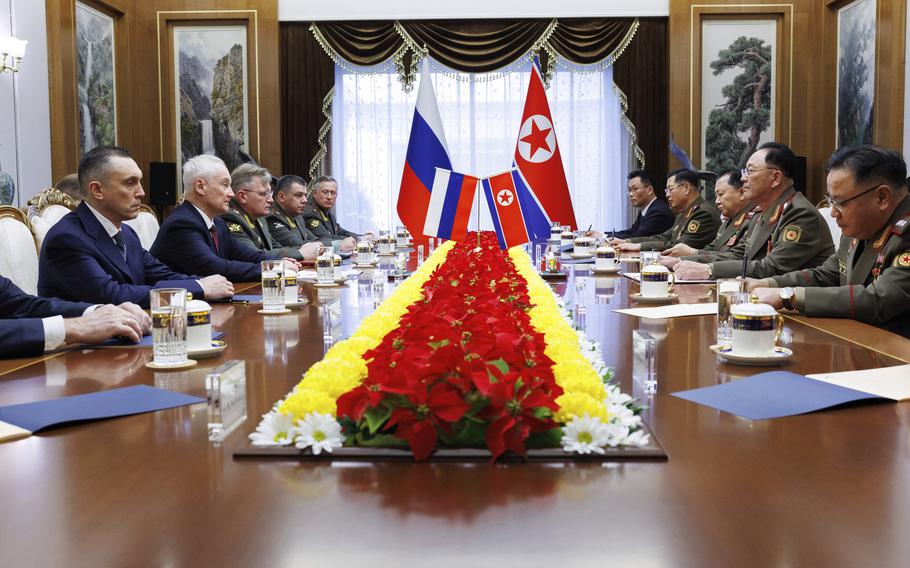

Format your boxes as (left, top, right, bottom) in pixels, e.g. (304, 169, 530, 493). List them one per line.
(385, 382, 471, 461)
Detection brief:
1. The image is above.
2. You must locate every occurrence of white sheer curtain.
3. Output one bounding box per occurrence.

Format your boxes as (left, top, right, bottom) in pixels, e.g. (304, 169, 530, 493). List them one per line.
(331, 58, 632, 234)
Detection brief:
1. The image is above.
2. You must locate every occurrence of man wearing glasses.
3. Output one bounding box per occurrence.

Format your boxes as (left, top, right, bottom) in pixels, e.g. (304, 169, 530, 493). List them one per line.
(747, 145, 910, 338)
(611, 168, 721, 252)
(221, 164, 322, 261)
(674, 142, 833, 280)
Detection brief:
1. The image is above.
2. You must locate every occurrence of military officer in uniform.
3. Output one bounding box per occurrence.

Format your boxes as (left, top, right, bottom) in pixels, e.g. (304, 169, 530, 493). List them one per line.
(662, 169, 756, 262)
(674, 143, 834, 280)
(266, 175, 323, 248)
(221, 164, 322, 261)
(302, 176, 371, 253)
(611, 168, 721, 252)
(748, 145, 910, 338)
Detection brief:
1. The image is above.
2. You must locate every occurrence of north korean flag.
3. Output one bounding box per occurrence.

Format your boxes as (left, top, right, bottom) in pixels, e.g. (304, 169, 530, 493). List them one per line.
(482, 168, 551, 250)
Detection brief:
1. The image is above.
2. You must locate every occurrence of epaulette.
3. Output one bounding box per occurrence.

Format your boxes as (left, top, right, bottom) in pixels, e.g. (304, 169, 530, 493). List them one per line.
(890, 213, 910, 236)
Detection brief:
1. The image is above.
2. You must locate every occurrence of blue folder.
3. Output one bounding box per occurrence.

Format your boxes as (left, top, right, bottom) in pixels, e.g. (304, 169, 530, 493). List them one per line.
(0, 385, 204, 433)
(98, 331, 225, 348)
(672, 371, 883, 420)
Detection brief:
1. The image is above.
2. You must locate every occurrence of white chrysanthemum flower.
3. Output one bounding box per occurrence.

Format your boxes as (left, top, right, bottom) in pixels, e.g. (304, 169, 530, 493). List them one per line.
(607, 402, 640, 428)
(249, 410, 297, 446)
(624, 429, 650, 447)
(561, 414, 611, 454)
(294, 412, 345, 454)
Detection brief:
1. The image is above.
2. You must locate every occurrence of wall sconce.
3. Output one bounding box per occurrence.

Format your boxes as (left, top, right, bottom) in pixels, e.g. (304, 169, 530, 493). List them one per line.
(0, 36, 28, 74)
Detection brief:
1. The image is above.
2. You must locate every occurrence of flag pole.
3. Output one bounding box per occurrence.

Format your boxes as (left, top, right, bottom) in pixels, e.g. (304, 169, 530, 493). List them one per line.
(476, 179, 481, 248)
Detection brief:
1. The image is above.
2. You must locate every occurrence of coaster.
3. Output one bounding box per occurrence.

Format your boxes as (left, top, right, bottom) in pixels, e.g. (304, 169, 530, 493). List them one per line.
(710, 344, 794, 366)
(313, 281, 346, 288)
(257, 308, 292, 314)
(376, 252, 396, 257)
(539, 271, 568, 281)
(592, 266, 622, 274)
(353, 263, 378, 269)
(188, 340, 227, 359)
(145, 359, 198, 371)
(630, 292, 678, 303)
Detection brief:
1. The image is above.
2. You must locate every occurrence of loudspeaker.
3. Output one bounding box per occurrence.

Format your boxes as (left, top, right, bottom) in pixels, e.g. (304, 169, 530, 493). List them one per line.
(149, 162, 177, 206)
(793, 156, 807, 195)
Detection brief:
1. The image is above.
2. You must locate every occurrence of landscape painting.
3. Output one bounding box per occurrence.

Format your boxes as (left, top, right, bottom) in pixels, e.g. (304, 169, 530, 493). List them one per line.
(174, 26, 249, 174)
(837, 0, 876, 148)
(76, 1, 117, 155)
(701, 20, 776, 172)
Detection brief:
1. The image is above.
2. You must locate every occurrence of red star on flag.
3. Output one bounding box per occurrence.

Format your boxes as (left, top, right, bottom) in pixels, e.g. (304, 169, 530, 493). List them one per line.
(520, 118, 552, 160)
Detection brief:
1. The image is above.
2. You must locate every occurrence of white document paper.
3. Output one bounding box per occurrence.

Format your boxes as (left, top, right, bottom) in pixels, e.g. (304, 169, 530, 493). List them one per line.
(0, 421, 31, 443)
(807, 365, 910, 401)
(614, 303, 719, 320)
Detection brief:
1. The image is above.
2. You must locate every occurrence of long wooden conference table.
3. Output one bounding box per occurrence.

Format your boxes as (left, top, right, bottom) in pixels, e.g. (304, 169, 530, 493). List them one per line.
(1, 261, 908, 566)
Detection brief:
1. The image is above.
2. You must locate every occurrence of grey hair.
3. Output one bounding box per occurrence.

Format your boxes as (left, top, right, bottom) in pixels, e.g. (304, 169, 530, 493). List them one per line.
(231, 163, 272, 192)
(310, 176, 337, 192)
(183, 155, 228, 190)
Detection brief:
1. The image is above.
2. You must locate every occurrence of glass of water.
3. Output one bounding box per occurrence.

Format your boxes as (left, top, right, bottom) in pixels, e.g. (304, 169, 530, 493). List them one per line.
(640, 250, 661, 267)
(151, 288, 188, 366)
(261, 260, 285, 311)
(717, 290, 750, 347)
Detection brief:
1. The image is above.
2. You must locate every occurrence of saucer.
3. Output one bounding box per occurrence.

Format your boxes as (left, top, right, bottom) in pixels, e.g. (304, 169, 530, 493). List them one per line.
(353, 263, 378, 269)
(620, 256, 641, 263)
(710, 344, 794, 366)
(188, 340, 227, 359)
(285, 298, 310, 308)
(145, 359, 198, 371)
(257, 308, 292, 314)
(592, 266, 621, 274)
(630, 292, 678, 303)
(567, 251, 594, 259)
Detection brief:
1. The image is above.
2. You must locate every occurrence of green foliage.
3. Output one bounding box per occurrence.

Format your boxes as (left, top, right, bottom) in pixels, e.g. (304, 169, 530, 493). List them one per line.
(705, 36, 773, 172)
(837, 8, 875, 147)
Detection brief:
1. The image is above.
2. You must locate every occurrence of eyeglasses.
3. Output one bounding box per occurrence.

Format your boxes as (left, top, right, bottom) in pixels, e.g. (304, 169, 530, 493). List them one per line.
(741, 167, 780, 178)
(664, 183, 688, 195)
(825, 184, 881, 212)
(628, 185, 649, 192)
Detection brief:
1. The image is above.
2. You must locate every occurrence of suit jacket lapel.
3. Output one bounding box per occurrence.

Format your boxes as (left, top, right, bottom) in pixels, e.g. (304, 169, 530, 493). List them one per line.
(76, 203, 134, 282)
(849, 240, 878, 285)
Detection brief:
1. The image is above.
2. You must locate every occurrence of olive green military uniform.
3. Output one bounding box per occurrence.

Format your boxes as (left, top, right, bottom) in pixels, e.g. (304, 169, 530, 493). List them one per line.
(706, 186, 834, 278)
(629, 196, 721, 251)
(683, 204, 757, 261)
(266, 202, 323, 248)
(768, 194, 910, 338)
(220, 201, 304, 260)
(302, 204, 359, 246)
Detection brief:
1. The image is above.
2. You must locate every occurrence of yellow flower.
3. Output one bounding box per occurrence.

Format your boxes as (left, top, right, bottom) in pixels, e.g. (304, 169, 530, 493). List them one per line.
(279, 388, 338, 418)
(554, 392, 609, 423)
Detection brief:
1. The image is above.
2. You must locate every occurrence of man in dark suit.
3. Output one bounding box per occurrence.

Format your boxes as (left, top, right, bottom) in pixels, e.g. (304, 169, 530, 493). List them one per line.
(1, 275, 148, 358)
(267, 175, 325, 248)
(302, 176, 368, 252)
(151, 155, 300, 282)
(615, 170, 675, 238)
(221, 164, 321, 261)
(38, 146, 234, 308)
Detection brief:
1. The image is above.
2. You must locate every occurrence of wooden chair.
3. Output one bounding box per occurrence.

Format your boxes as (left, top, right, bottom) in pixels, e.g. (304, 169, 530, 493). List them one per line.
(27, 188, 78, 252)
(0, 206, 39, 294)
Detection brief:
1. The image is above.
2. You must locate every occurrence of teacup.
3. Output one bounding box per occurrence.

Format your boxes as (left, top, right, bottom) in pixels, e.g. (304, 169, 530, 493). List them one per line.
(594, 245, 617, 270)
(549, 225, 563, 243)
(573, 236, 594, 256)
(186, 297, 213, 351)
(355, 240, 375, 265)
(396, 229, 410, 248)
(730, 300, 784, 355)
(560, 230, 575, 247)
(377, 236, 396, 255)
(640, 265, 673, 297)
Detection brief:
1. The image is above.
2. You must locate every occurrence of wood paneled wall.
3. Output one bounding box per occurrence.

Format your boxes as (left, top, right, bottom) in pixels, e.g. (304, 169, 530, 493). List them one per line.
(669, 0, 906, 202)
(46, 0, 280, 186)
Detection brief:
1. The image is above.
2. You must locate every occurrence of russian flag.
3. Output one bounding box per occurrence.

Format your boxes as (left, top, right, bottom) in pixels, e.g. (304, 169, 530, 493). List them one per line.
(482, 168, 551, 250)
(397, 59, 452, 239)
(423, 168, 478, 241)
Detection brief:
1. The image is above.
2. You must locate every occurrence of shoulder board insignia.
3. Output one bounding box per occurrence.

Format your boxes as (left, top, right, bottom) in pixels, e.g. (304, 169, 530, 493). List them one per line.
(891, 216, 910, 236)
(838, 259, 848, 276)
(733, 212, 747, 227)
(272, 222, 283, 229)
(782, 225, 802, 243)
(687, 220, 700, 233)
(228, 222, 243, 233)
(873, 227, 891, 250)
(894, 251, 910, 268)
(726, 235, 737, 246)
(309, 219, 321, 228)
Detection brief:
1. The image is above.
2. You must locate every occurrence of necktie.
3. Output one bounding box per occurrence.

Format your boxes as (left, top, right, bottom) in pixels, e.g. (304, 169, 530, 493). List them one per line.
(209, 226, 220, 254)
(113, 231, 127, 260)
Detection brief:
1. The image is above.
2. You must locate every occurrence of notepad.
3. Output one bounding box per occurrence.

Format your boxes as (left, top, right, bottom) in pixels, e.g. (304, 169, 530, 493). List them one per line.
(672, 365, 910, 421)
(0, 385, 204, 443)
(615, 303, 718, 319)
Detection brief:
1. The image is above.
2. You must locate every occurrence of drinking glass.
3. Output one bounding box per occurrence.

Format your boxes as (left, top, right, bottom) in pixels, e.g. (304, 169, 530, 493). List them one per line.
(717, 291, 750, 347)
(151, 288, 188, 366)
(260, 260, 285, 311)
(316, 251, 335, 285)
(640, 251, 661, 267)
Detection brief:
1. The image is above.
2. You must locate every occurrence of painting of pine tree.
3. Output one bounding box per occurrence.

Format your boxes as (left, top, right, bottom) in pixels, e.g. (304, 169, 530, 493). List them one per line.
(837, 0, 875, 148)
